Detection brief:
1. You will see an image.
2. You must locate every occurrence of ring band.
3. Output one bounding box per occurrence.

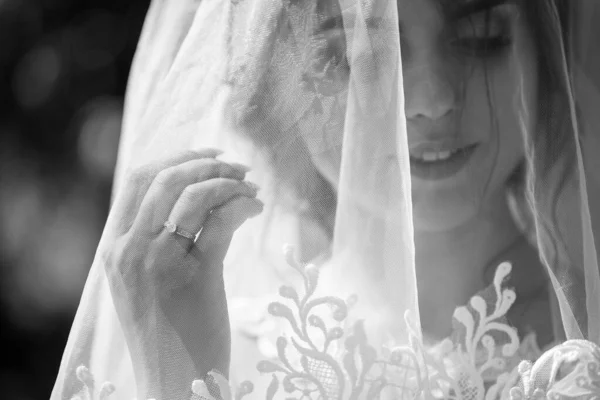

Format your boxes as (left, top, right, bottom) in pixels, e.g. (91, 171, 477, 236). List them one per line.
(164, 221, 196, 241)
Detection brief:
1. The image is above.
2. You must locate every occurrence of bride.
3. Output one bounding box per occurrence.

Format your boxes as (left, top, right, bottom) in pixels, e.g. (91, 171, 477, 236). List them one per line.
(52, 0, 600, 399)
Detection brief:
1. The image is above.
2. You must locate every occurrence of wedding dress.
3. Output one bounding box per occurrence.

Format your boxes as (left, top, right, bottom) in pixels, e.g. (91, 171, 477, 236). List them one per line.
(52, 0, 600, 399)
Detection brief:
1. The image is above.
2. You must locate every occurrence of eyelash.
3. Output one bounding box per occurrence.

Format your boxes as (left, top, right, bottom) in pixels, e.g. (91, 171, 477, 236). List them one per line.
(451, 34, 512, 58)
(451, 11, 513, 58)
(303, 12, 512, 93)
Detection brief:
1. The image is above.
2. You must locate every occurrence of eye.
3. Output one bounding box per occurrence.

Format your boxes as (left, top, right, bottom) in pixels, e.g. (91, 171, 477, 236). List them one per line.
(451, 11, 512, 58)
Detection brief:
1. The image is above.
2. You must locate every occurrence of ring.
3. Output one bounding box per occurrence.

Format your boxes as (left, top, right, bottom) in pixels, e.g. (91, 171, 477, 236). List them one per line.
(164, 221, 196, 241)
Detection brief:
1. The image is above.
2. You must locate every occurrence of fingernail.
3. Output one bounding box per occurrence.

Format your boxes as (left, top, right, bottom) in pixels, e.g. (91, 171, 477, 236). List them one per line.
(195, 148, 224, 157)
(250, 199, 264, 215)
(244, 181, 261, 191)
(229, 162, 252, 173)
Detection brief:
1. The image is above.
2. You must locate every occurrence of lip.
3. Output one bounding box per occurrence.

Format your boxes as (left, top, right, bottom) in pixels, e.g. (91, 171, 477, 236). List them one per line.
(409, 144, 479, 180)
(408, 140, 471, 158)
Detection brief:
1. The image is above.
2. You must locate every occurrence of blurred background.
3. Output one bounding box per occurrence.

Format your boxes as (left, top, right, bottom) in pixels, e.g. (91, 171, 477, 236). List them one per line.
(0, 0, 149, 398)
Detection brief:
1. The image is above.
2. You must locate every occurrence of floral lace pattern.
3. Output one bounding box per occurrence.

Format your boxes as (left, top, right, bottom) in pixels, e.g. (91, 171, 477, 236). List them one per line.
(72, 246, 600, 399)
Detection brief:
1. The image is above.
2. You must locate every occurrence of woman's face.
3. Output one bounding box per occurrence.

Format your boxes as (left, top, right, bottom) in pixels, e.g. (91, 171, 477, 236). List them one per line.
(293, 0, 537, 231)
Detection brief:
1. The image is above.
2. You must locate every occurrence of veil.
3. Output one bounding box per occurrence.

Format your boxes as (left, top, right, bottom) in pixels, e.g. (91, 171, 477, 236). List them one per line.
(52, 0, 600, 399)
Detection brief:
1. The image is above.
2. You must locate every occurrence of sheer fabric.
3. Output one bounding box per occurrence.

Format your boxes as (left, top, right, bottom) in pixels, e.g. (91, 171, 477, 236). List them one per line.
(52, 0, 600, 399)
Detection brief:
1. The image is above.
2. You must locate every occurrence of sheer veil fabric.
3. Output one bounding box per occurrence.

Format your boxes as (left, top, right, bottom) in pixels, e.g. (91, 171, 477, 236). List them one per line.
(52, 0, 600, 399)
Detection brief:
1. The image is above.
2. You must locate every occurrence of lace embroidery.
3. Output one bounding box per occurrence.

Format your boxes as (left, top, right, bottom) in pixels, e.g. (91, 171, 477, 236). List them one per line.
(69, 365, 229, 400)
(71, 246, 600, 399)
(509, 340, 600, 400)
(232, 251, 524, 399)
(70, 366, 116, 400)
(230, 247, 600, 399)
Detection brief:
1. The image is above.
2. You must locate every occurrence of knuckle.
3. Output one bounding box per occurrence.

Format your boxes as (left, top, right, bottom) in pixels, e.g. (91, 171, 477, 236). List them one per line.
(212, 160, 232, 173)
(210, 183, 236, 201)
(217, 164, 241, 178)
(218, 181, 253, 202)
(215, 177, 238, 188)
(128, 166, 151, 187)
(200, 157, 220, 167)
(154, 168, 178, 186)
(199, 159, 222, 175)
(211, 200, 241, 221)
(228, 195, 249, 207)
(202, 178, 228, 194)
(196, 147, 221, 157)
(181, 184, 204, 203)
(168, 150, 196, 165)
(180, 149, 198, 159)
(210, 210, 228, 225)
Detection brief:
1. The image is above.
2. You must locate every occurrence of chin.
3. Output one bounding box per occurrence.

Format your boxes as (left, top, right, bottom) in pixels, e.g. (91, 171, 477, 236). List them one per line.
(412, 195, 481, 233)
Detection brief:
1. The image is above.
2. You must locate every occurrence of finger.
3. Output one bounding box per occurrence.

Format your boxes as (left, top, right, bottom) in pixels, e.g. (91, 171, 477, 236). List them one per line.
(131, 148, 225, 194)
(195, 196, 264, 265)
(112, 148, 223, 233)
(137, 159, 252, 232)
(160, 178, 260, 238)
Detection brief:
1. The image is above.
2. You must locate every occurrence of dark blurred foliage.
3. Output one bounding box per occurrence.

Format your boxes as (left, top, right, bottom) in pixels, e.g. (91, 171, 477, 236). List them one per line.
(0, 0, 149, 398)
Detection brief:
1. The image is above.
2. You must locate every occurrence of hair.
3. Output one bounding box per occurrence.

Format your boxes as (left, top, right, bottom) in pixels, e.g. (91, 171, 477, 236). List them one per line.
(226, 0, 342, 248)
(499, 0, 577, 268)
(515, 0, 588, 332)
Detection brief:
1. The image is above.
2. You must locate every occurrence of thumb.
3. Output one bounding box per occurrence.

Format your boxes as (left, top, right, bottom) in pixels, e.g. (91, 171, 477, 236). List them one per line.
(195, 195, 263, 266)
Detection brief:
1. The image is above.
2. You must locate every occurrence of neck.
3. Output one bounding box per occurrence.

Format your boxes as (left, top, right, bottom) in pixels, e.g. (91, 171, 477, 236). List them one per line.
(414, 193, 522, 338)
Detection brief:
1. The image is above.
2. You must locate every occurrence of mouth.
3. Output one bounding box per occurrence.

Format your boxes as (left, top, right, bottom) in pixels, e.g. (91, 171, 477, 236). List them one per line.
(409, 144, 479, 180)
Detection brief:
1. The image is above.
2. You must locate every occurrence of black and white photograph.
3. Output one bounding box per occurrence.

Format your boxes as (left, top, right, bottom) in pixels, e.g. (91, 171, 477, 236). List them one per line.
(2, 1, 599, 399)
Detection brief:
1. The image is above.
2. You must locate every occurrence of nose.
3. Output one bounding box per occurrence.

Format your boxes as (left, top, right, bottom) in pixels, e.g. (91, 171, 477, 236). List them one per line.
(403, 53, 459, 122)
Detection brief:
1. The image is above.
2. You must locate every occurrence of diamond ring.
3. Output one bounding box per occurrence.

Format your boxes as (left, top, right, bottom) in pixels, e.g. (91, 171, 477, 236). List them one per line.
(164, 221, 196, 241)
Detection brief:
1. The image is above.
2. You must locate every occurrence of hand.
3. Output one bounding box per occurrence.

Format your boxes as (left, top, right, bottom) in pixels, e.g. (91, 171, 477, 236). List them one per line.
(103, 149, 263, 398)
